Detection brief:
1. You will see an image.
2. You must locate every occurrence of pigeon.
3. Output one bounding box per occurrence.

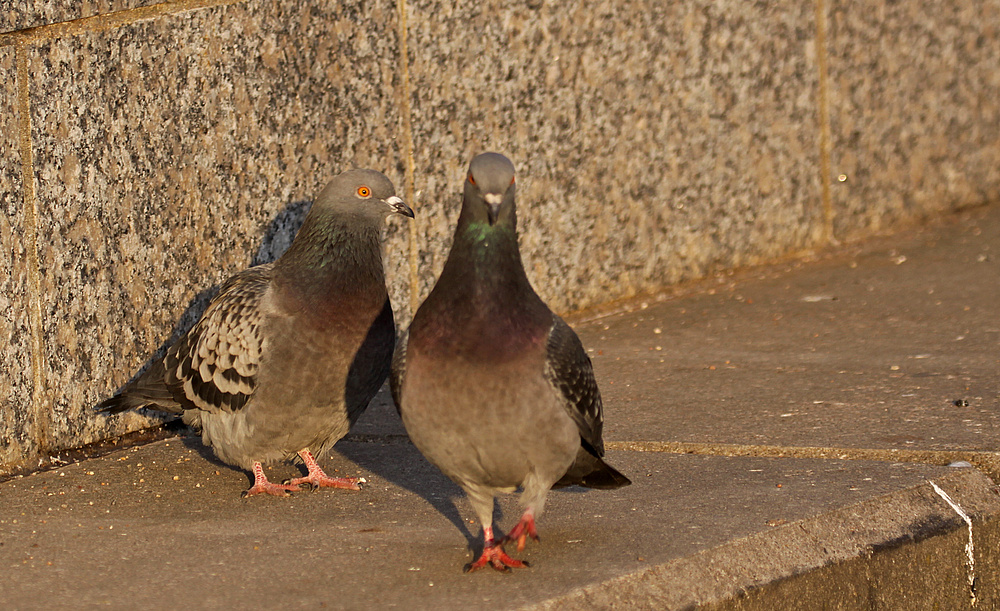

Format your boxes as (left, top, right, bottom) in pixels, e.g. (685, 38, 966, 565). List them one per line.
(98, 169, 414, 497)
(391, 153, 630, 572)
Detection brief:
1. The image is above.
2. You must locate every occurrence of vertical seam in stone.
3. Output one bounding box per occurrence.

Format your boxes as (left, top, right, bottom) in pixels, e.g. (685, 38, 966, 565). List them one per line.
(15, 41, 50, 455)
(814, 0, 835, 243)
(396, 0, 420, 316)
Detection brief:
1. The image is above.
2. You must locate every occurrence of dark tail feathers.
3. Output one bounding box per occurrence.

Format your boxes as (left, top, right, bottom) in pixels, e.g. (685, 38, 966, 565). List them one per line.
(95, 394, 131, 414)
(555, 445, 632, 490)
(95, 384, 178, 415)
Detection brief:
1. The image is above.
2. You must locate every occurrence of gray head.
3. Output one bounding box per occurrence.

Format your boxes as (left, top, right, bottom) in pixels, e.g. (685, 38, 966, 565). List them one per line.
(313, 168, 414, 222)
(464, 153, 516, 226)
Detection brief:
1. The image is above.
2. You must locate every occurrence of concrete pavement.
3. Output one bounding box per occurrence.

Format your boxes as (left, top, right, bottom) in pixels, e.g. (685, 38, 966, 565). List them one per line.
(1, 205, 997, 609)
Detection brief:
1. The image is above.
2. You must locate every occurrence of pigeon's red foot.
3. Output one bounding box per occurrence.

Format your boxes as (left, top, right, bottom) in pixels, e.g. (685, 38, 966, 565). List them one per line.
(286, 473, 364, 491)
(242, 480, 301, 497)
(284, 449, 365, 491)
(464, 539, 529, 573)
(243, 462, 300, 497)
(503, 510, 540, 552)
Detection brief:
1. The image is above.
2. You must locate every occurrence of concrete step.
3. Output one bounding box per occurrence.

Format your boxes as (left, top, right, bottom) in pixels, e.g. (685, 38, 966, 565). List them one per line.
(1, 205, 997, 609)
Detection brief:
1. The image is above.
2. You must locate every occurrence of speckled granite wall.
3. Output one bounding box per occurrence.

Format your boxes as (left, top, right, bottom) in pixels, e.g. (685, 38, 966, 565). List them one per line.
(1, 1, 234, 33)
(405, 0, 825, 312)
(1, 47, 37, 469)
(2, 0, 999, 471)
(825, 0, 1000, 239)
(2, 0, 408, 470)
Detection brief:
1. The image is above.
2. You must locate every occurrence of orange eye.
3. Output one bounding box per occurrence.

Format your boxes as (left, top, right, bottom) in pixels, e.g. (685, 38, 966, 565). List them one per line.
(468, 173, 476, 185)
(357, 186, 371, 197)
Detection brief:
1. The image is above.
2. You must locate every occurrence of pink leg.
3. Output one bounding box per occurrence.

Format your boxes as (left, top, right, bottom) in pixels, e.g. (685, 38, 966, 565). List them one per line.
(464, 525, 530, 573)
(242, 461, 302, 497)
(503, 508, 540, 552)
(285, 450, 365, 491)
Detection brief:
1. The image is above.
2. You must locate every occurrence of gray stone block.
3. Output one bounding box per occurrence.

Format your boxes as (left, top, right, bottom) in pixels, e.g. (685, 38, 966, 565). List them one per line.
(0, 46, 37, 468)
(1, 0, 998, 472)
(405, 0, 824, 315)
(826, 0, 1000, 239)
(20, 0, 406, 455)
(1, 0, 160, 33)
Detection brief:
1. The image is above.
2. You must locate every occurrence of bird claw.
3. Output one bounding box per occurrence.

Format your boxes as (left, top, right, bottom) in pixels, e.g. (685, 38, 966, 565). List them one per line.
(511, 532, 540, 552)
(503, 514, 540, 552)
(281, 478, 316, 491)
(464, 541, 529, 573)
(285, 474, 364, 491)
(242, 481, 301, 498)
(288, 451, 365, 491)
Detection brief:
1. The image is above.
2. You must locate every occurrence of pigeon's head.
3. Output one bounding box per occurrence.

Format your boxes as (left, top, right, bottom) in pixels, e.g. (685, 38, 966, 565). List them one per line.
(464, 152, 516, 227)
(314, 168, 414, 223)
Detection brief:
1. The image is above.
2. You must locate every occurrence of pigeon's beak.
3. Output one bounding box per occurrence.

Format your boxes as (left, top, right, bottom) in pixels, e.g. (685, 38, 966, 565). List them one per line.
(386, 195, 414, 218)
(485, 193, 502, 225)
